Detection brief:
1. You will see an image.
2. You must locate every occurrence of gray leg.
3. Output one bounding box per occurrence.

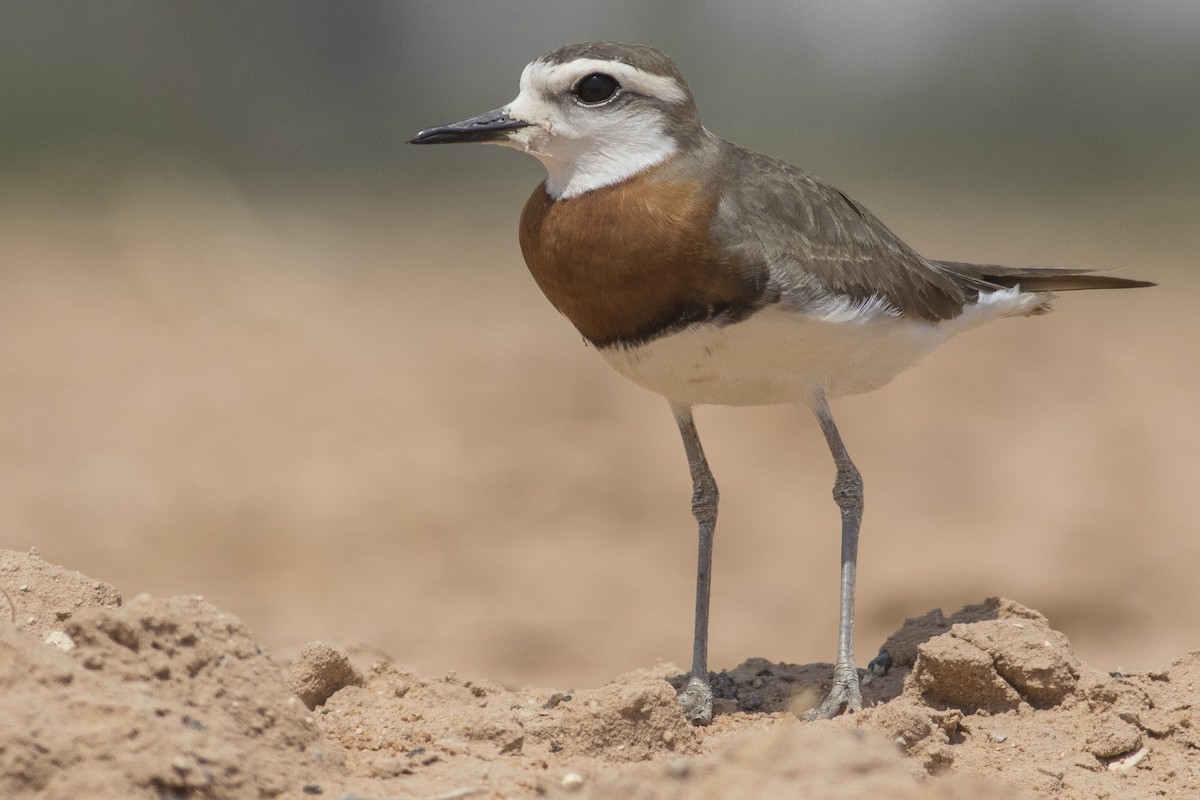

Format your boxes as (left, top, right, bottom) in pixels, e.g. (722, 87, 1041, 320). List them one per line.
(803, 391, 865, 720)
(671, 402, 718, 725)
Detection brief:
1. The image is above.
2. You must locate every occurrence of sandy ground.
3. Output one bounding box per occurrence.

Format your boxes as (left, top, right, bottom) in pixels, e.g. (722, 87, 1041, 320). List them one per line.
(4, 549, 1197, 798)
(0, 174, 1197, 797)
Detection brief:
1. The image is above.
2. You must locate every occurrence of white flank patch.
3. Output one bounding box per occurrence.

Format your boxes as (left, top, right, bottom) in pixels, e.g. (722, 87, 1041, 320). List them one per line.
(599, 291, 1043, 408)
(805, 292, 902, 324)
(495, 58, 685, 199)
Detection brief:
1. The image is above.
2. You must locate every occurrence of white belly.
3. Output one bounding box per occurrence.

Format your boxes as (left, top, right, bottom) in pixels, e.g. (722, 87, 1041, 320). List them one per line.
(599, 289, 1041, 407)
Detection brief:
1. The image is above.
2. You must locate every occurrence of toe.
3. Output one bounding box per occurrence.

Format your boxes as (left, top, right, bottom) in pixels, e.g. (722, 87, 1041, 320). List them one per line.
(801, 670, 863, 721)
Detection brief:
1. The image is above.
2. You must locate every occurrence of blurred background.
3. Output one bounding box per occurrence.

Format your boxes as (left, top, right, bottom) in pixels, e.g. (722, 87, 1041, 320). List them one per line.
(1, 1, 1196, 688)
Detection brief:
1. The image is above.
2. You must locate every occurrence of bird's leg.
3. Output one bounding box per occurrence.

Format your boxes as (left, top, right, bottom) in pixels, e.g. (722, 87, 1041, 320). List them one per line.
(671, 402, 718, 725)
(804, 392, 864, 721)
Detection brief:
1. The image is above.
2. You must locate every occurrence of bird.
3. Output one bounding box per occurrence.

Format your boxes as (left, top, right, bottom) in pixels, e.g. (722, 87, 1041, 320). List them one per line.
(409, 41, 1153, 725)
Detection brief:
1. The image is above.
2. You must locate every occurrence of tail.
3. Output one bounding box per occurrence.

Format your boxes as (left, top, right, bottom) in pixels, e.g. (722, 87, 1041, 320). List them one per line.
(931, 260, 1154, 318)
(934, 260, 1156, 293)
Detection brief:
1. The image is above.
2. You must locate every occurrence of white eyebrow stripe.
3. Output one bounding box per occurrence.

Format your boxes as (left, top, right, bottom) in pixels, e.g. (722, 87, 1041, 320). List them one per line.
(523, 57, 688, 104)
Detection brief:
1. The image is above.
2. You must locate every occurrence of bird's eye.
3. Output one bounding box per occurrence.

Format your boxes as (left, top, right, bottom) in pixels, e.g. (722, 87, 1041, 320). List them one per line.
(572, 73, 620, 105)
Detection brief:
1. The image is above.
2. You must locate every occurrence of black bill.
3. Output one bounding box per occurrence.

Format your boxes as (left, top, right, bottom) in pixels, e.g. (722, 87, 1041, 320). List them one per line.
(408, 108, 530, 145)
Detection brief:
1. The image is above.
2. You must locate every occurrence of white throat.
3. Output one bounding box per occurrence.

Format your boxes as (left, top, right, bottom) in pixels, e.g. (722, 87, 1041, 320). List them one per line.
(534, 129, 678, 199)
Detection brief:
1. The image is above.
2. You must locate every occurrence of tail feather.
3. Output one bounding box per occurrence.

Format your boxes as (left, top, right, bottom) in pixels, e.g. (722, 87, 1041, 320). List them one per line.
(934, 260, 1156, 293)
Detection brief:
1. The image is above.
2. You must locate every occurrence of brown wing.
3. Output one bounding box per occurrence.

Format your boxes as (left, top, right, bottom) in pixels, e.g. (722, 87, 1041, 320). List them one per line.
(711, 143, 971, 322)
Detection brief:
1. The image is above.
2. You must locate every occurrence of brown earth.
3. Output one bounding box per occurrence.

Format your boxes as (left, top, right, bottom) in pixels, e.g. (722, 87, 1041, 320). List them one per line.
(2, 548, 1197, 799)
(1, 177, 1197, 798)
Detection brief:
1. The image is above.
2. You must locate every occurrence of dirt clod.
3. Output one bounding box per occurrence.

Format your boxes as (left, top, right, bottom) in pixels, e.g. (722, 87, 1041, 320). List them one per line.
(913, 633, 1024, 712)
(910, 599, 1082, 712)
(287, 641, 365, 709)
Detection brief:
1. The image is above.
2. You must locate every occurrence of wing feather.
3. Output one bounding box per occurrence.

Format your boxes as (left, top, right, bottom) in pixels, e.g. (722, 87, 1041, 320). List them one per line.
(711, 143, 969, 322)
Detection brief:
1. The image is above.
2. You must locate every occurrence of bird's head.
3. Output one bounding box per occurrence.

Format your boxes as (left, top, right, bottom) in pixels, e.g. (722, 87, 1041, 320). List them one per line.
(410, 42, 703, 199)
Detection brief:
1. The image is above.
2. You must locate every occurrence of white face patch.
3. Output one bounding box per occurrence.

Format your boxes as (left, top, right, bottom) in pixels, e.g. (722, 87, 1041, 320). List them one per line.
(495, 57, 688, 199)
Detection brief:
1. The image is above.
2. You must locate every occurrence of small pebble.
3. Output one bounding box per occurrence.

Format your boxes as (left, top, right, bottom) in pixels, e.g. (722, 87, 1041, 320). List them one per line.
(1108, 747, 1149, 772)
(44, 631, 76, 653)
(867, 649, 893, 676)
(988, 732, 1008, 744)
(561, 772, 584, 791)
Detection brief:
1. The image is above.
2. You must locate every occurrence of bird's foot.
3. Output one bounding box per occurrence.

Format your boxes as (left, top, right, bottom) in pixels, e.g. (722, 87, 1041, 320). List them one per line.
(802, 662, 862, 721)
(679, 675, 714, 726)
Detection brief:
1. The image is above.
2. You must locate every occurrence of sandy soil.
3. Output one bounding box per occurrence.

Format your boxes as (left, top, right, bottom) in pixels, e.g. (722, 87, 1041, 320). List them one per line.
(3, 548, 1197, 799)
(1, 175, 1197, 797)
